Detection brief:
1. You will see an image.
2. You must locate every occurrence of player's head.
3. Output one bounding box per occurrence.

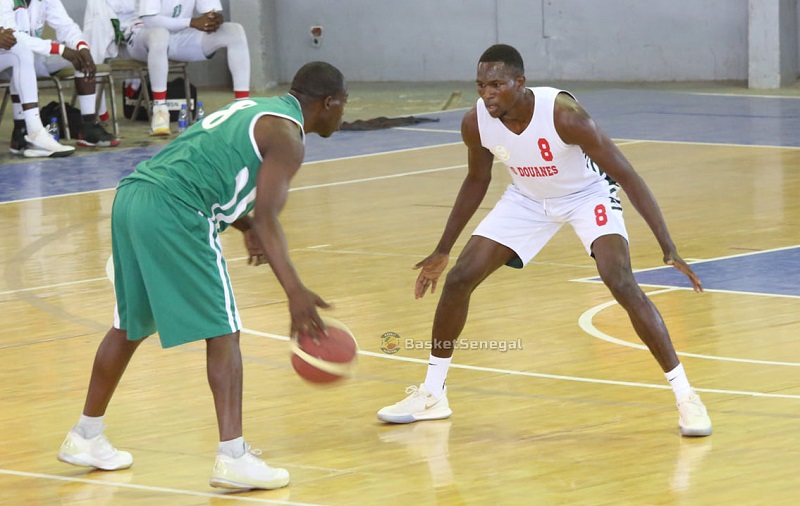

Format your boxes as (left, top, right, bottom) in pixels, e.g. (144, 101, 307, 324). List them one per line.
(476, 44, 527, 118)
(290, 61, 348, 138)
(479, 44, 525, 77)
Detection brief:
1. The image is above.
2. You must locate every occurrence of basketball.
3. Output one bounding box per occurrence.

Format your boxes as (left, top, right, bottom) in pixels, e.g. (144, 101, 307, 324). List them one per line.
(290, 318, 358, 383)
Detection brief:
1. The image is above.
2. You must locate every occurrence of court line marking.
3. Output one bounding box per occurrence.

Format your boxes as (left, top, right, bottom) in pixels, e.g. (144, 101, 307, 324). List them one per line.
(0, 469, 322, 505)
(614, 137, 800, 150)
(571, 244, 800, 300)
(578, 287, 800, 367)
(576, 282, 800, 300)
(2, 132, 796, 206)
(243, 328, 800, 400)
(0, 143, 460, 206)
(571, 244, 800, 274)
(0, 249, 597, 299)
(0, 277, 109, 297)
(686, 91, 800, 99)
(287, 163, 466, 192)
(394, 126, 461, 134)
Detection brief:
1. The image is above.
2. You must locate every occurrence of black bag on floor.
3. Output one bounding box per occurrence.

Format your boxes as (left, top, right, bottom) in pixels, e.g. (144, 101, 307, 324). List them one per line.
(122, 77, 197, 122)
(40, 101, 83, 139)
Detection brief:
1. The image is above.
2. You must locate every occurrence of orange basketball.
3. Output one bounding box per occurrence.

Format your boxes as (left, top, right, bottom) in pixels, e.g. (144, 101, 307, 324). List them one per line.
(290, 318, 358, 384)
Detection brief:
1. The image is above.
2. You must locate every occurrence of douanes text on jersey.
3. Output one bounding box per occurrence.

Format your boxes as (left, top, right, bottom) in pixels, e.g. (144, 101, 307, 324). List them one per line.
(509, 165, 559, 177)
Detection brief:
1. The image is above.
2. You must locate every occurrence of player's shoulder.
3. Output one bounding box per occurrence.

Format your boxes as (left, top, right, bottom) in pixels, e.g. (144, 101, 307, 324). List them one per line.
(461, 104, 480, 128)
(460, 105, 482, 144)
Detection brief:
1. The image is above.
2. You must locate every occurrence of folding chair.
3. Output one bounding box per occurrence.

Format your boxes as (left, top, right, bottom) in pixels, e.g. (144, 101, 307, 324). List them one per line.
(0, 80, 10, 131)
(45, 63, 119, 140)
(110, 59, 192, 121)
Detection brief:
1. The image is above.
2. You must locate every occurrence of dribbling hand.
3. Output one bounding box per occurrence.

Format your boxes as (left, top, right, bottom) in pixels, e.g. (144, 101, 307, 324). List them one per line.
(288, 288, 331, 340)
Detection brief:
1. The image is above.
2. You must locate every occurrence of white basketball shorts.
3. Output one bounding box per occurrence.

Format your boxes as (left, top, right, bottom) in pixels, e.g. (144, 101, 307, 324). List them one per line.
(472, 183, 628, 267)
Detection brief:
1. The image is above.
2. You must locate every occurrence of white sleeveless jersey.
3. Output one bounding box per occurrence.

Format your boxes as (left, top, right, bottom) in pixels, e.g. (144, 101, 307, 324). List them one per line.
(477, 86, 614, 201)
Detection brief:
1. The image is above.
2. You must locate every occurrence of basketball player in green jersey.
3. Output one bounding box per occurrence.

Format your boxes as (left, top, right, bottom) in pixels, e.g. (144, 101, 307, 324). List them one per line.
(56, 61, 347, 491)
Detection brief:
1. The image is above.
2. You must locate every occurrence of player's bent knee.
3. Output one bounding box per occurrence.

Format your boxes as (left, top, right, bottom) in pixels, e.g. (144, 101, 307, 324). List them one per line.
(221, 22, 246, 41)
(443, 266, 482, 295)
(145, 28, 170, 52)
(10, 43, 34, 65)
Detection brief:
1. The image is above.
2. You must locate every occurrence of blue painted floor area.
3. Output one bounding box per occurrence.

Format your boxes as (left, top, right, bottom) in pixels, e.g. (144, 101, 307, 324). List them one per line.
(3, 88, 800, 203)
(0, 146, 161, 202)
(586, 247, 800, 298)
(574, 90, 800, 147)
(0, 111, 464, 203)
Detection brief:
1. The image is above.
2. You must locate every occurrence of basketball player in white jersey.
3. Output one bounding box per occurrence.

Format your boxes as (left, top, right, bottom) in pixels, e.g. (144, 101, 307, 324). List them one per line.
(121, 0, 250, 135)
(378, 44, 712, 437)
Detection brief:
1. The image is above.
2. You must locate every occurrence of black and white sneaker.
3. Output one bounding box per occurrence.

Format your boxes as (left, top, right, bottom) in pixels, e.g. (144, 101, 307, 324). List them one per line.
(9, 125, 29, 155)
(76, 122, 120, 148)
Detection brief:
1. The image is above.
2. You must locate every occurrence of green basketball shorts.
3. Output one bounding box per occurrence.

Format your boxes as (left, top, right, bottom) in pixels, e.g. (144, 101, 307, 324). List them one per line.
(111, 181, 241, 347)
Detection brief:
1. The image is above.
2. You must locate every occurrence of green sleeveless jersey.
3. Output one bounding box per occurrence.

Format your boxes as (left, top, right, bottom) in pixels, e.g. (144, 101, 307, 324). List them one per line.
(119, 95, 305, 232)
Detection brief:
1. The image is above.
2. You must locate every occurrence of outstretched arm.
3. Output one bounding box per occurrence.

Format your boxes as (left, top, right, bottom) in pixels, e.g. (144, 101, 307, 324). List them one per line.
(414, 108, 495, 298)
(553, 93, 702, 292)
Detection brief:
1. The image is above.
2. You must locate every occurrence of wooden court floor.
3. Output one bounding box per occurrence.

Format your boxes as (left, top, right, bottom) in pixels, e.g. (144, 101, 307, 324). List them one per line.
(1, 133, 800, 503)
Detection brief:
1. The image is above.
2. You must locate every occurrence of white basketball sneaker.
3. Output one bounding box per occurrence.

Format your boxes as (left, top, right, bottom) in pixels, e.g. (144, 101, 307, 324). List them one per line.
(377, 384, 452, 424)
(150, 104, 171, 136)
(57, 429, 133, 470)
(677, 390, 712, 437)
(23, 127, 75, 158)
(210, 446, 290, 490)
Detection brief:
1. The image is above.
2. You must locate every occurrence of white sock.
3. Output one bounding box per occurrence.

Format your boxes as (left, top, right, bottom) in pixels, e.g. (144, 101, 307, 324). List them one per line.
(75, 414, 104, 439)
(12, 101, 23, 121)
(97, 89, 108, 118)
(22, 108, 44, 135)
(78, 94, 97, 117)
(218, 436, 246, 458)
(423, 354, 452, 398)
(665, 363, 693, 401)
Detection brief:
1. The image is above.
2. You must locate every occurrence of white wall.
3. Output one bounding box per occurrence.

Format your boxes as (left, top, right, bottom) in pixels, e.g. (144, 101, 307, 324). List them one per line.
(512, 0, 748, 81)
(57, 0, 798, 87)
(272, 0, 749, 83)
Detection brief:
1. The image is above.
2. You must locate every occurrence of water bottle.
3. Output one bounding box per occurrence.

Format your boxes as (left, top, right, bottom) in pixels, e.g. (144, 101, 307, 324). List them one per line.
(48, 117, 60, 141)
(195, 101, 205, 123)
(177, 104, 188, 133)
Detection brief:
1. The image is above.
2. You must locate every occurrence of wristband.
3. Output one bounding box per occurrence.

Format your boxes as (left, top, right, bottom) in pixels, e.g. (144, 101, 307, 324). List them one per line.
(51, 42, 65, 55)
(76, 41, 90, 52)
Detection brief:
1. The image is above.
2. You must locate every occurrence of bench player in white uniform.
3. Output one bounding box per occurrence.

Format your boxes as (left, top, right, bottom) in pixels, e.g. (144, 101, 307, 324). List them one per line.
(377, 44, 713, 438)
(120, 0, 250, 135)
(9, 0, 119, 148)
(0, 0, 73, 157)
